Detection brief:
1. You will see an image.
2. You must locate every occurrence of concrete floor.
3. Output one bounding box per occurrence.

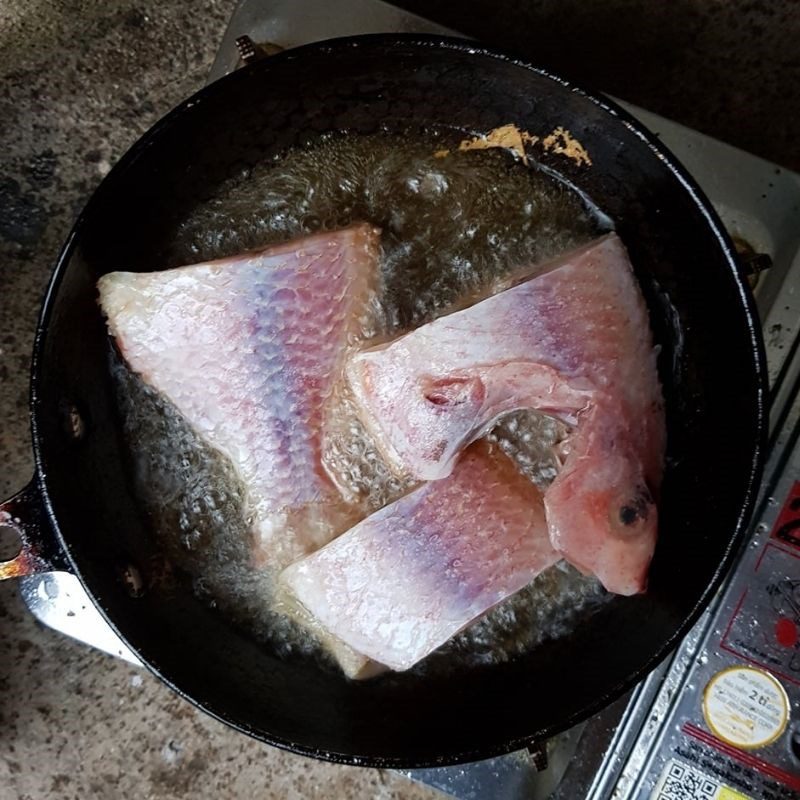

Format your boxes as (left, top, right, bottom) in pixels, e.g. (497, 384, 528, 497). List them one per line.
(1, 1, 798, 798)
(0, 2, 436, 798)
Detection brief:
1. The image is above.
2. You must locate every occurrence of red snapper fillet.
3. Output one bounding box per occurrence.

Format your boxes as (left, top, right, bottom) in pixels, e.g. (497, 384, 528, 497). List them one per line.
(98, 224, 381, 569)
(347, 234, 665, 595)
(281, 440, 558, 671)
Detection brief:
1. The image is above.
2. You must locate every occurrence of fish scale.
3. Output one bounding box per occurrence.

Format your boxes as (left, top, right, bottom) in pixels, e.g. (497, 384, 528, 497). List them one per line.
(282, 440, 559, 672)
(98, 223, 381, 569)
(347, 234, 666, 595)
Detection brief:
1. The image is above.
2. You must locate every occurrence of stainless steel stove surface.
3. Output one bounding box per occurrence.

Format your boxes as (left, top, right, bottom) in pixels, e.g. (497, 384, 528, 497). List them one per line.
(18, 2, 800, 798)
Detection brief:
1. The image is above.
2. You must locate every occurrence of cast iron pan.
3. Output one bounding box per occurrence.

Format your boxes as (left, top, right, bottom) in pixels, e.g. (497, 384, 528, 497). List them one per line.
(0, 36, 766, 767)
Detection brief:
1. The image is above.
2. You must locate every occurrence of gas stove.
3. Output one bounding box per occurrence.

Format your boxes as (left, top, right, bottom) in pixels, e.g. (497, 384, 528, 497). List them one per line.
(20, 2, 800, 798)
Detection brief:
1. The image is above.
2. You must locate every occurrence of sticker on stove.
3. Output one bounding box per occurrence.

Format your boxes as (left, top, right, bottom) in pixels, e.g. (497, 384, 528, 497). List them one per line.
(770, 481, 800, 550)
(702, 666, 789, 749)
(680, 722, 800, 796)
(720, 543, 800, 685)
(652, 759, 753, 800)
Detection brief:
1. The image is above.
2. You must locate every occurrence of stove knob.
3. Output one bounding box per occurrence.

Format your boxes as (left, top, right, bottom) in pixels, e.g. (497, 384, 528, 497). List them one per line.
(776, 616, 799, 648)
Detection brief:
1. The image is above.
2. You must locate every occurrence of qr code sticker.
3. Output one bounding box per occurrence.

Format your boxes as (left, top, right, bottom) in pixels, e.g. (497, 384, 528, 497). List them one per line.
(654, 760, 720, 800)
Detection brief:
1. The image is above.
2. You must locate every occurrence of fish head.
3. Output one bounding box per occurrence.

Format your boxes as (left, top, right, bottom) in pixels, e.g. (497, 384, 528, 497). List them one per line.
(546, 419, 658, 596)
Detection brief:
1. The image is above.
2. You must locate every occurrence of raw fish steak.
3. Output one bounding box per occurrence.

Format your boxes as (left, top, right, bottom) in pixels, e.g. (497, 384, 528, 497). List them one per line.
(98, 224, 381, 568)
(347, 234, 665, 595)
(281, 440, 559, 671)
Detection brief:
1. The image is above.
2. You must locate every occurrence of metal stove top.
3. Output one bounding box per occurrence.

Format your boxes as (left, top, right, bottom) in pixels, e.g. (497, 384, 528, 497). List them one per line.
(20, 2, 800, 798)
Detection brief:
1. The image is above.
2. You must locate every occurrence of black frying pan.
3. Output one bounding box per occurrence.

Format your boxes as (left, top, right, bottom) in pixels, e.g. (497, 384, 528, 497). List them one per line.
(0, 36, 766, 767)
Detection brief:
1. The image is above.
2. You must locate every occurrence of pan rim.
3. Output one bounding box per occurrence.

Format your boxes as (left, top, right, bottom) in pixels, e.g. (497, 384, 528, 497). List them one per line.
(27, 33, 768, 768)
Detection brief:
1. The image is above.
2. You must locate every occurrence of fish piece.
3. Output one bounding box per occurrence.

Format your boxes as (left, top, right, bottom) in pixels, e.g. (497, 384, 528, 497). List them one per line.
(347, 234, 665, 595)
(281, 441, 559, 672)
(98, 224, 381, 569)
(275, 587, 387, 680)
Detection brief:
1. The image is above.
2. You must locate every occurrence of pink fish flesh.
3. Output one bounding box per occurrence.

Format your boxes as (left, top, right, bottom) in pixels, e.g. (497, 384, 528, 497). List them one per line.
(347, 234, 665, 595)
(98, 224, 381, 569)
(281, 440, 558, 671)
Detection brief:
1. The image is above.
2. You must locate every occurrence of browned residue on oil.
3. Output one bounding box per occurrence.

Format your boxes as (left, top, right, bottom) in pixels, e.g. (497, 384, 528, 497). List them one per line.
(541, 126, 593, 167)
(457, 124, 539, 164)
(435, 123, 592, 167)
